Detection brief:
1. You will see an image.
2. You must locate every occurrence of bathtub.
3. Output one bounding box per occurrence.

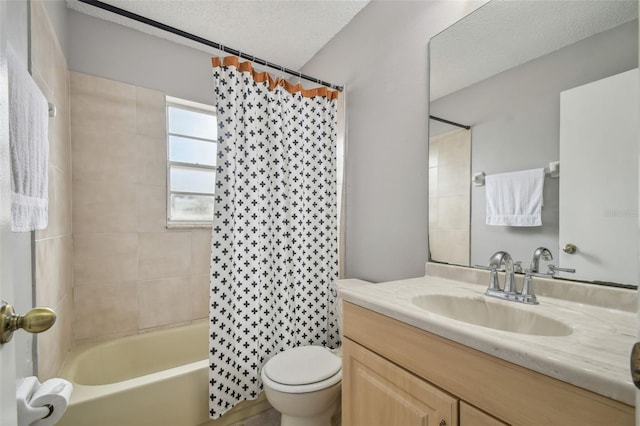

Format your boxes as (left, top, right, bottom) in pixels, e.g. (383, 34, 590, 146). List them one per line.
(58, 322, 270, 426)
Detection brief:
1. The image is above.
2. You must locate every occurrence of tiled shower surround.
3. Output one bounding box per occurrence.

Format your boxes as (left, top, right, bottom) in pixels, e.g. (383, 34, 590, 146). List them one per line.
(428, 128, 471, 266)
(70, 72, 211, 345)
(31, 0, 73, 380)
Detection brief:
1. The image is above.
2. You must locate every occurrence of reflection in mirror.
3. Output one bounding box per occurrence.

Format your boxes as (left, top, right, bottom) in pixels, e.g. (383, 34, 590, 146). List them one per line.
(428, 1, 638, 287)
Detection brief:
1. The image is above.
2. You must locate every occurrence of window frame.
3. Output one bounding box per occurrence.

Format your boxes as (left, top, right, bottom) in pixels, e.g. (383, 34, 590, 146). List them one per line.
(165, 96, 217, 228)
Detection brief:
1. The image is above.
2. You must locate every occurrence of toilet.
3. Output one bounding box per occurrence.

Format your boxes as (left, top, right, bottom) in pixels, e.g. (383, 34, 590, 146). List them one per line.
(261, 345, 342, 426)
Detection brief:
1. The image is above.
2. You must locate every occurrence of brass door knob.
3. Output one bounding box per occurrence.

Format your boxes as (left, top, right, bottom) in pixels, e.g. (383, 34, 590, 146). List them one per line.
(631, 342, 640, 389)
(0, 301, 56, 344)
(563, 243, 577, 254)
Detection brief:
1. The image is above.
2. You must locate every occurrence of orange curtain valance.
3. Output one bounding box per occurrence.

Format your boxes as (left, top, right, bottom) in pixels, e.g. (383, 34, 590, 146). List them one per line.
(212, 56, 339, 101)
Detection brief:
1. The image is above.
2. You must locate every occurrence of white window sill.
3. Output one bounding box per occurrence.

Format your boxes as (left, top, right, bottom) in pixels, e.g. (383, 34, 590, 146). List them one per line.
(166, 222, 213, 230)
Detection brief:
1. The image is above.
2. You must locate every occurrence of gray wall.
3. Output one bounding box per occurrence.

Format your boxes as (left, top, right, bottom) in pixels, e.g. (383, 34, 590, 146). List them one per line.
(302, 1, 486, 282)
(430, 19, 638, 268)
(68, 10, 218, 106)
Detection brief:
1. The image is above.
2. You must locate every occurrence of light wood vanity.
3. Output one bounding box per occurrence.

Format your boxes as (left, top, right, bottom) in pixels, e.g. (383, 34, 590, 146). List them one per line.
(342, 302, 634, 426)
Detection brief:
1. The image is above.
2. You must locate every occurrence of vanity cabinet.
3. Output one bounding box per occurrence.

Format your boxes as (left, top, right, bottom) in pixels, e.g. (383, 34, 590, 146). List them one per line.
(342, 302, 634, 426)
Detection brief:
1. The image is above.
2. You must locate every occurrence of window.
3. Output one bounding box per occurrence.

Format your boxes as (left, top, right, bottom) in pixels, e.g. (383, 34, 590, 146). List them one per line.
(166, 96, 217, 226)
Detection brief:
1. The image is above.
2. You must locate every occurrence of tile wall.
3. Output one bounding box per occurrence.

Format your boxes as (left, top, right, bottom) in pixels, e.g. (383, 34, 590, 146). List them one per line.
(70, 71, 210, 345)
(31, 0, 73, 380)
(428, 128, 471, 266)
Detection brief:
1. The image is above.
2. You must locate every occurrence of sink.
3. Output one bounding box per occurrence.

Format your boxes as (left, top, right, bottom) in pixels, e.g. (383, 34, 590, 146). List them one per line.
(411, 294, 573, 336)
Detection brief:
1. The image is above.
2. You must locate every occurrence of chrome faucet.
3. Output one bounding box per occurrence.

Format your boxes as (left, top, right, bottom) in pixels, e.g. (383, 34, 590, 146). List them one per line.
(479, 247, 577, 306)
(530, 247, 553, 273)
(485, 251, 515, 298)
(520, 247, 553, 304)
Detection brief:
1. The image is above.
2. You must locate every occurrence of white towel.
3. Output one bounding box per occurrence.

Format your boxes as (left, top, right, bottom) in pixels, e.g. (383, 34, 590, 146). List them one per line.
(8, 44, 49, 232)
(485, 168, 544, 227)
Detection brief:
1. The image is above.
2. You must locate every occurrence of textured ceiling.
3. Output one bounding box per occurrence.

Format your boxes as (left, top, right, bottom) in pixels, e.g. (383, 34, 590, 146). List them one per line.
(66, 0, 369, 71)
(431, 1, 638, 100)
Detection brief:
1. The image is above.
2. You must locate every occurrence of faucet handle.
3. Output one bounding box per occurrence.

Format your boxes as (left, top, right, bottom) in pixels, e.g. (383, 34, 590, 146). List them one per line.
(474, 264, 493, 271)
(513, 261, 524, 274)
(519, 270, 539, 305)
(547, 264, 576, 275)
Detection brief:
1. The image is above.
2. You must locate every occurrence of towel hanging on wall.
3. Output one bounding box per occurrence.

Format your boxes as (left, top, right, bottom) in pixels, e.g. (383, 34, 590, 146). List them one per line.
(7, 43, 49, 232)
(485, 168, 545, 227)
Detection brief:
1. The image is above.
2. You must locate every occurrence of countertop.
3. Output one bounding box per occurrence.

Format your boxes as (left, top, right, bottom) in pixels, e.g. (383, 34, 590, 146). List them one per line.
(338, 272, 636, 406)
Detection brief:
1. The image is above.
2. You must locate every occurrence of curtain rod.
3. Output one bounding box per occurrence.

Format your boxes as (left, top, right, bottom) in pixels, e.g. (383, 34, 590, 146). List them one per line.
(76, 0, 344, 92)
(429, 115, 471, 130)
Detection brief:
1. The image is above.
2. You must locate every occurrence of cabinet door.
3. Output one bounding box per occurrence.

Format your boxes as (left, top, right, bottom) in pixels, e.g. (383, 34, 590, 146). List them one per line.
(343, 338, 458, 426)
(460, 402, 508, 426)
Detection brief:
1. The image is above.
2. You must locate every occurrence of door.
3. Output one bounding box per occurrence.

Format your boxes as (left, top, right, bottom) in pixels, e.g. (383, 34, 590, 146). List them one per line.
(0, 0, 19, 423)
(559, 69, 639, 286)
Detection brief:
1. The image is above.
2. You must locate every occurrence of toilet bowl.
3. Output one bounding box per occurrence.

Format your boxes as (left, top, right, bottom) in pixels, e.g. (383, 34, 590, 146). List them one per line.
(261, 345, 342, 426)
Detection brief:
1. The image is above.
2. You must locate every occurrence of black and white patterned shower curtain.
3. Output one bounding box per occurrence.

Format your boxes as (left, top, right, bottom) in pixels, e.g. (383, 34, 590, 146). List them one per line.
(208, 57, 341, 419)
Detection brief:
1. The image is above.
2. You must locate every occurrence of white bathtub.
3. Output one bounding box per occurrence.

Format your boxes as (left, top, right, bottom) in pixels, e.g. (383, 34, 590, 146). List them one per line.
(58, 322, 269, 426)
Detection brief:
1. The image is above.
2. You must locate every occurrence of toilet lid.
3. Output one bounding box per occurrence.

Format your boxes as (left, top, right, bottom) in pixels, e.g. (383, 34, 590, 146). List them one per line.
(263, 346, 341, 386)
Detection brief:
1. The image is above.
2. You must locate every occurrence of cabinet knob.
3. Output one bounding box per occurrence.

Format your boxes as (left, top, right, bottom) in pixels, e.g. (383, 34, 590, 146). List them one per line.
(563, 243, 577, 254)
(439, 420, 447, 426)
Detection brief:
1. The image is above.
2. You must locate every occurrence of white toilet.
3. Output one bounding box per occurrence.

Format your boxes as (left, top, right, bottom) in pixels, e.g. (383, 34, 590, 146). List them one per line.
(261, 345, 342, 426)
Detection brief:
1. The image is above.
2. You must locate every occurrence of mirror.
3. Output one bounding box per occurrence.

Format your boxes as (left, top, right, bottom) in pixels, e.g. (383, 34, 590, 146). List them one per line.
(428, 0, 639, 287)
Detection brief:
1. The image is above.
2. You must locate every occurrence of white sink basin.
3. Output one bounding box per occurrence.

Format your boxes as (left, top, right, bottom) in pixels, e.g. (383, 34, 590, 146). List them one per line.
(411, 294, 573, 336)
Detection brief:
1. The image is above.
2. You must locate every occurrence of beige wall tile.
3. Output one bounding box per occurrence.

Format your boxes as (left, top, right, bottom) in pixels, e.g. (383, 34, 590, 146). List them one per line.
(36, 164, 72, 240)
(51, 36, 69, 109)
(72, 127, 137, 183)
(428, 197, 438, 228)
(73, 178, 137, 234)
(191, 229, 212, 275)
(429, 138, 440, 168)
(438, 163, 470, 196)
(50, 95, 71, 174)
(138, 277, 193, 329)
(37, 294, 73, 380)
(30, 1, 53, 89)
(190, 274, 210, 320)
(136, 87, 166, 138)
(430, 230, 470, 266)
(138, 232, 191, 280)
(137, 134, 167, 186)
(429, 167, 438, 197)
(74, 233, 138, 284)
(74, 282, 138, 340)
(435, 129, 471, 166)
(438, 195, 470, 231)
(71, 72, 135, 134)
(35, 235, 72, 307)
(138, 184, 167, 232)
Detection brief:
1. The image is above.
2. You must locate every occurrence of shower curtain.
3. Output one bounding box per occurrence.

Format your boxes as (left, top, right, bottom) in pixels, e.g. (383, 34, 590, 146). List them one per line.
(208, 56, 340, 419)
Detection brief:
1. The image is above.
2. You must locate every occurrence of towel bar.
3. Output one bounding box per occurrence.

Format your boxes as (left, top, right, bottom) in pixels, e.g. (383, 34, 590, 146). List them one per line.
(472, 161, 559, 187)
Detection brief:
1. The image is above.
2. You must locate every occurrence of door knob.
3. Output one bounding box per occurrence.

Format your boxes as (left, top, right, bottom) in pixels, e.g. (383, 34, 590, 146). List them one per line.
(563, 243, 577, 254)
(631, 342, 640, 389)
(0, 301, 56, 344)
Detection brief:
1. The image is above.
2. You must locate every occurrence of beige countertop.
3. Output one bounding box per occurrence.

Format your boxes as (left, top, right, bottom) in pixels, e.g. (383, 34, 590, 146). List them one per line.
(338, 266, 637, 406)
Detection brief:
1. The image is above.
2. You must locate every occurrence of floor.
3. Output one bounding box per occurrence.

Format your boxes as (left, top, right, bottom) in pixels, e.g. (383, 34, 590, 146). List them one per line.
(229, 408, 281, 426)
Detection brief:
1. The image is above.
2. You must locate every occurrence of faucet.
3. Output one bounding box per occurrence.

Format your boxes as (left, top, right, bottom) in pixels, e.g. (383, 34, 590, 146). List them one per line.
(530, 247, 553, 273)
(520, 247, 553, 304)
(485, 251, 515, 297)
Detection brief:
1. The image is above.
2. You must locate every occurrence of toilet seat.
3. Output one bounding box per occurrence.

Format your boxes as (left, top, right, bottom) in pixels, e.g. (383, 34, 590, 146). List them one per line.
(262, 346, 342, 394)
